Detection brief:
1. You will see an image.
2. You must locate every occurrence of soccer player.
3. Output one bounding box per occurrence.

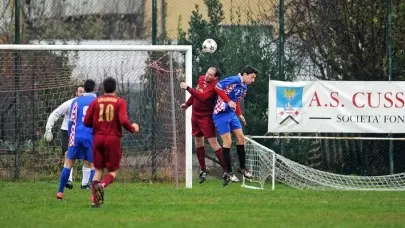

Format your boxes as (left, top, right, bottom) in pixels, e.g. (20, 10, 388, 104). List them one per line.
(56, 79, 97, 199)
(83, 77, 139, 208)
(180, 67, 231, 183)
(213, 65, 259, 186)
(44, 86, 93, 190)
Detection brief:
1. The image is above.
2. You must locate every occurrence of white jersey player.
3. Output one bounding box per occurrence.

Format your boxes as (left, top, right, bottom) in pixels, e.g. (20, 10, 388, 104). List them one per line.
(44, 86, 92, 190)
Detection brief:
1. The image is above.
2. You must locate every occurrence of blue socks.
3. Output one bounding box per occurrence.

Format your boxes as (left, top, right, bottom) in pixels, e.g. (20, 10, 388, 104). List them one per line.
(90, 169, 95, 183)
(58, 167, 71, 193)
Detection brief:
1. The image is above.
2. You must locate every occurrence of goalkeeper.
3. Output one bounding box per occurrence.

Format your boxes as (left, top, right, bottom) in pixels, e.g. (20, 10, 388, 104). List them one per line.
(213, 65, 258, 186)
(44, 86, 92, 190)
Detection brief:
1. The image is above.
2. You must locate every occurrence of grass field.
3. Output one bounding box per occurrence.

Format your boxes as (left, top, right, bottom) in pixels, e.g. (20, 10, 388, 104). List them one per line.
(1, 179, 404, 228)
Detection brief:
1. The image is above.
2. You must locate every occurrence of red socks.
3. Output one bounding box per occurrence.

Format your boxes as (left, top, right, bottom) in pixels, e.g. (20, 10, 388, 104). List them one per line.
(91, 180, 99, 202)
(100, 173, 115, 188)
(196, 146, 207, 170)
(215, 148, 227, 172)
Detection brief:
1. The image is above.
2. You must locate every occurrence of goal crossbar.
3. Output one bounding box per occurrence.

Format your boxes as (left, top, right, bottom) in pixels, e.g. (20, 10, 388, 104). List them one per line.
(0, 44, 192, 52)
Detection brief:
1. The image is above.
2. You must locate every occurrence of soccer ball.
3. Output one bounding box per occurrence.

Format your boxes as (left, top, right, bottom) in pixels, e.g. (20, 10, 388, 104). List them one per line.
(202, 39, 217, 53)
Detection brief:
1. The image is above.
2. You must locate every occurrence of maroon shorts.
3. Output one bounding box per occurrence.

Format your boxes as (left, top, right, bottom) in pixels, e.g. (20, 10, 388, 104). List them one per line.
(191, 115, 216, 138)
(93, 135, 122, 172)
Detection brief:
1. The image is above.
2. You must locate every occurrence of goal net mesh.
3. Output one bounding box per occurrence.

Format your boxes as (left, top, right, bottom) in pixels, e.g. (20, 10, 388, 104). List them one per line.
(0, 48, 187, 184)
(244, 137, 405, 190)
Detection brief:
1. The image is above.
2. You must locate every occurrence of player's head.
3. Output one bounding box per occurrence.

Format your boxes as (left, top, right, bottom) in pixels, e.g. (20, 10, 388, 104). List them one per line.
(83, 79, 96, 93)
(103, 77, 117, 94)
(75, 86, 84, 97)
(241, 65, 259, 85)
(205, 66, 221, 82)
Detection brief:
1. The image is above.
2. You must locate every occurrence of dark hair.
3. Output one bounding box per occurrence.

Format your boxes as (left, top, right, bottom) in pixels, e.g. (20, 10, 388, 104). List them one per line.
(73, 85, 83, 97)
(241, 65, 259, 75)
(103, 77, 117, 93)
(83, 79, 96, 93)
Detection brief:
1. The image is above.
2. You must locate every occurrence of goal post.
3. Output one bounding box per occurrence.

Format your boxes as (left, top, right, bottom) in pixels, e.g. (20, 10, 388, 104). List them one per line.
(0, 44, 193, 188)
(243, 136, 276, 190)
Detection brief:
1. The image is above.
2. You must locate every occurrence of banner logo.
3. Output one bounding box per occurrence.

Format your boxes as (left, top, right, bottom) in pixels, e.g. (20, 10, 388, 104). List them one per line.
(276, 86, 303, 125)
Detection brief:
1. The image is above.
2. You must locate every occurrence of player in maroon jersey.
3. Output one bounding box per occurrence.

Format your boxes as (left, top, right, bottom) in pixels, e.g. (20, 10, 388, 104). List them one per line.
(83, 77, 139, 208)
(180, 67, 229, 183)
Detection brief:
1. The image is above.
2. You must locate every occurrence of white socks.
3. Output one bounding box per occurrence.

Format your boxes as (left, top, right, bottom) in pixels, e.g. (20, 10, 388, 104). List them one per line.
(82, 167, 91, 185)
(63, 163, 90, 185)
(68, 167, 73, 182)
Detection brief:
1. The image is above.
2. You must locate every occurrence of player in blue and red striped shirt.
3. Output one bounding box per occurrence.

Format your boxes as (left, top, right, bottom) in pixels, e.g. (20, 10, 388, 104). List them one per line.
(56, 79, 97, 199)
(213, 65, 259, 186)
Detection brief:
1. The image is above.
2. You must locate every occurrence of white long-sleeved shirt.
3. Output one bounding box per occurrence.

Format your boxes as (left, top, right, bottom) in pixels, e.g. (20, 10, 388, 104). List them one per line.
(45, 98, 75, 131)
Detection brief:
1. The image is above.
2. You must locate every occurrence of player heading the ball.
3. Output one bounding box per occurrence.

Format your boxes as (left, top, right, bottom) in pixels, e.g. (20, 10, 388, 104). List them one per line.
(84, 77, 140, 208)
(180, 66, 230, 184)
(213, 65, 259, 186)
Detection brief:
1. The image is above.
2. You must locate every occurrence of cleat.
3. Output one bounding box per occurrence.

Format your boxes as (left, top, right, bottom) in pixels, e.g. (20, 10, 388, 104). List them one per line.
(198, 170, 208, 184)
(238, 168, 253, 179)
(230, 174, 240, 182)
(222, 173, 231, 186)
(81, 184, 91, 190)
(65, 181, 74, 190)
(56, 192, 64, 199)
(91, 196, 100, 208)
(95, 183, 104, 205)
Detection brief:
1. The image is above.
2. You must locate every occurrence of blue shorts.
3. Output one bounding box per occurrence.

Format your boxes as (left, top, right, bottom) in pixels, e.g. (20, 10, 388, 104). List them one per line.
(66, 138, 93, 162)
(213, 112, 242, 135)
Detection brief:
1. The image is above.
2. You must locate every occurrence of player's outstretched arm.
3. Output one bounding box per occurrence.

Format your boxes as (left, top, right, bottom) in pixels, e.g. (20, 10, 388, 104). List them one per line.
(180, 83, 194, 109)
(44, 99, 71, 141)
(180, 82, 216, 102)
(214, 86, 236, 109)
(83, 100, 96, 128)
(118, 99, 137, 133)
(185, 96, 193, 107)
(180, 95, 194, 110)
(214, 77, 236, 103)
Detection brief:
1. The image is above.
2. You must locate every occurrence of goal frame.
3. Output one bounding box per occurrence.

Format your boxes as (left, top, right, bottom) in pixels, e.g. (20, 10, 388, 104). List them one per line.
(0, 44, 194, 188)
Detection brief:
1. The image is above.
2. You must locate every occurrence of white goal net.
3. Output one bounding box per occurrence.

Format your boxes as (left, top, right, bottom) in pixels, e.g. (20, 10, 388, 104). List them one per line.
(243, 136, 405, 191)
(0, 44, 193, 188)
